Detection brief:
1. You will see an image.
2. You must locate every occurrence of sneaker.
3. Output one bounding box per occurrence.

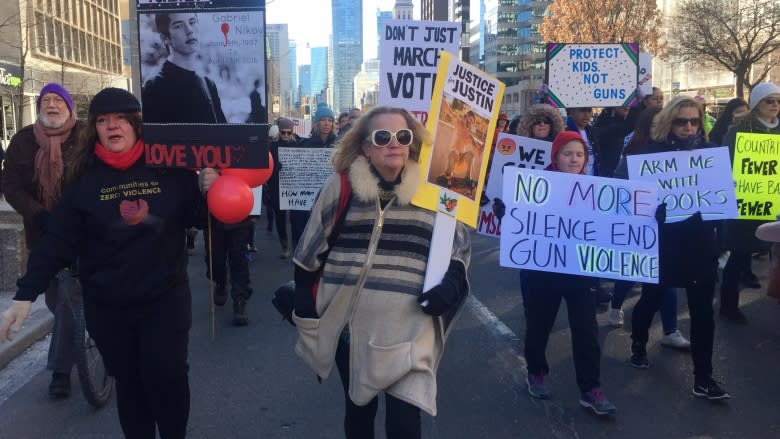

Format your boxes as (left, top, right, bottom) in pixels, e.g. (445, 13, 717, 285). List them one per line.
(692, 377, 731, 400)
(233, 297, 249, 326)
(214, 284, 228, 306)
(630, 344, 650, 369)
(49, 372, 71, 399)
(720, 308, 747, 324)
(661, 329, 691, 349)
(526, 373, 549, 399)
(607, 308, 624, 327)
(579, 388, 617, 415)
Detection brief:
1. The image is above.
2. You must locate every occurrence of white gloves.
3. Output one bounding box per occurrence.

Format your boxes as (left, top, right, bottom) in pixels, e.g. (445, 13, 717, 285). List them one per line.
(0, 300, 33, 342)
(198, 168, 219, 194)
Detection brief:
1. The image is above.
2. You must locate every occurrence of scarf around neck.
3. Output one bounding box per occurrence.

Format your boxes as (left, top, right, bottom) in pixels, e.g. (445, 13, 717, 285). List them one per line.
(94, 139, 144, 170)
(33, 115, 77, 210)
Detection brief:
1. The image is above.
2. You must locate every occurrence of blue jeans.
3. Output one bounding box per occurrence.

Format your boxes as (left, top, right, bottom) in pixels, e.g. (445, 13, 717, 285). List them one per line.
(612, 281, 677, 334)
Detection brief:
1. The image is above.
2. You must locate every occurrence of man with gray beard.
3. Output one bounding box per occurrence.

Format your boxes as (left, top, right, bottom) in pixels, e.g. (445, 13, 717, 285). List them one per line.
(1, 83, 82, 398)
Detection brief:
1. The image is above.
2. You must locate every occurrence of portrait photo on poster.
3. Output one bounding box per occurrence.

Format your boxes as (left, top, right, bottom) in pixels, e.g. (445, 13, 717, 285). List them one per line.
(427, 96, 489, 200)
(138, 9, 267, 125)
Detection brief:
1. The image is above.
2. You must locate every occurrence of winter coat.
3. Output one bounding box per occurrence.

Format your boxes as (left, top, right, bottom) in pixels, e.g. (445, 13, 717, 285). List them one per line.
(1, 122, 83, 248)
(292, 156, 471, 415)
(647, 137, 720, 286)
(720, 114, 780, 253)
(516, 104, 564, 141)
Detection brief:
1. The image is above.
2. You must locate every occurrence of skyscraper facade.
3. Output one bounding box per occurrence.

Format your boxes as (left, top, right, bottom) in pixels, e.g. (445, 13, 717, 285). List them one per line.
(298, 64, 311, 99)
(331, 0, 363, 112)
(310, 46, 329, 105)
(421, 0, 449, 20)
(289, 40, 298, 108)
(267, 24, 291, 117)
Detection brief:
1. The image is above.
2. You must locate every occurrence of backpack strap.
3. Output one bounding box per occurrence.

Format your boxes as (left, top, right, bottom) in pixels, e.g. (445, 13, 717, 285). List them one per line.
(312, 173, 352, 300)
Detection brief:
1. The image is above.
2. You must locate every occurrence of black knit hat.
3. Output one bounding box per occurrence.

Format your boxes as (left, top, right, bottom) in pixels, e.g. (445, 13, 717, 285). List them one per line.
(89, 87, 141, 116)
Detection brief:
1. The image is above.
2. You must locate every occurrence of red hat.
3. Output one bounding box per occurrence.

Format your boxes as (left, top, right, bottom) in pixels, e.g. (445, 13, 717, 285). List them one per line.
(550, 131, 588, 172)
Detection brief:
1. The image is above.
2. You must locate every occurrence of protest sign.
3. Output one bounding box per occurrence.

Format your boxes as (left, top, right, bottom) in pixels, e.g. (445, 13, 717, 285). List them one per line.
(138, 0, 268, 167)
(627, 147, 737, 222)
(277, 147, 335, 211)
(545, 43, 639, 108)
(144, 124, 269, 168)
(638, 52, 653, 99)
(477, 133, 552, 237)
(412, 51, 505, 228)
(379, 19, 460, 125)
(499, 169, 659, 284)
(731, 132, 780, 220)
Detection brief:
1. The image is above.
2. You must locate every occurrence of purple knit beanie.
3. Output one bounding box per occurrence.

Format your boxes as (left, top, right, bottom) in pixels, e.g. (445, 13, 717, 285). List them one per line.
(37, 83, 74, 114)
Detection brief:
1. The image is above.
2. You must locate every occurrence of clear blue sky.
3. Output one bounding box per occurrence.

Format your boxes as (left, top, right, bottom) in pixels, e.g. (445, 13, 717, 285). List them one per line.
(266, 0, 418, 66)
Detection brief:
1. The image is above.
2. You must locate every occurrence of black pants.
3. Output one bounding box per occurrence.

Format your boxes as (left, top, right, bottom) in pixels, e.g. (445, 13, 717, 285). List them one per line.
(44, 271, 77, 374)
(289, 210, 310, 250)
(335, 338, 421, 439)
(631, 281, 715, 378)
(719, 251, 750, 312)
(524, 281, 601, 393)
(85, 288, 191, 439)
(204, 223, 252, 299)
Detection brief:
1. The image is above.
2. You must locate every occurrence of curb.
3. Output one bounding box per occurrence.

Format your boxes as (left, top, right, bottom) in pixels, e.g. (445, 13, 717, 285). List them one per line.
(0, 300, 53, 369)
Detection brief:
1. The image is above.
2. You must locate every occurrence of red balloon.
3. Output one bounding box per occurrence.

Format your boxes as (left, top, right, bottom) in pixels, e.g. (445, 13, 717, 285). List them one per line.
(207, 175, 254, 224)
(220, 152, 274, 188)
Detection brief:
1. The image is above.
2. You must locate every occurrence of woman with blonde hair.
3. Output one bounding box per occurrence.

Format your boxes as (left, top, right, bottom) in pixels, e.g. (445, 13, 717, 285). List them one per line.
(629, 96, 730, 400)
(292, 106, 471, 438)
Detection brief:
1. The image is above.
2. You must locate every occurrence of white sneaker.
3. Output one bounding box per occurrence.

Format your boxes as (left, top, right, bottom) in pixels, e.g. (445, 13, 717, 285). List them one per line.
(607, 308, 624, 327)
(661, 330, 690, 349)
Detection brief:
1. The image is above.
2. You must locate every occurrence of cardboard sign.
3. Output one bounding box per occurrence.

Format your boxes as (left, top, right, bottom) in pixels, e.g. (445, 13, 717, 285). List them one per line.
(627, 147, 737, 222)
(378, 19, 460, 125)
(278, 147, 335, 211)
(732, 132, 780, 219)
(412, 51, 505, 228)
(477, 133, 552, 237)
(500, 169, 659, 284)
(545, 43, 639, 108)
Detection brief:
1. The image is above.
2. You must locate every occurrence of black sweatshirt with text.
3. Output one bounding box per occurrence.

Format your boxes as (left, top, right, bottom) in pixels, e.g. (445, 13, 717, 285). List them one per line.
(15, 158, 206, 307)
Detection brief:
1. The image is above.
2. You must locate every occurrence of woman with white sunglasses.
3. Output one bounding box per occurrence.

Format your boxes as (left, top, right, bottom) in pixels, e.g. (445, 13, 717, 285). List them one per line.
(291, 106, 471, 439)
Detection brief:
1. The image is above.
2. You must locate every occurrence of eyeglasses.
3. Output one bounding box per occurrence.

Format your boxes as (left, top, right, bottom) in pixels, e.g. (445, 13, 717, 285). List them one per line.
(280, 130, 293, 135)
(532, 119, 551, 126)
(365, 129, 413, 147)
(762, 98, 780, 105)
(672, 117, 701, 127)
(41, 96, 65, 105)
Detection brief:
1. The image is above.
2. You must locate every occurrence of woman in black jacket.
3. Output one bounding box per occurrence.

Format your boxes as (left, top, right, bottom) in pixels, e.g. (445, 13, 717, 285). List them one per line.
(629, 96, 730, 400)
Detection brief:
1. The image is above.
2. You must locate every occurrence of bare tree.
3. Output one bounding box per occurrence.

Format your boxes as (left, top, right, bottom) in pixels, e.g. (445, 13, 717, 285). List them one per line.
(671, 0, 780, 98)
(541, 0, 667, 57)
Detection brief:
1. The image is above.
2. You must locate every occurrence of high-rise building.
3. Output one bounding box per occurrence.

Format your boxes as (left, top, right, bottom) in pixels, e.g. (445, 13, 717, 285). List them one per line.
(0, 0, 128, 136)
(421, 0, 449, 21)
(354, 58, 380, 109)
(298, 64, 311, 100)
(453, 0, 471, 62)
(377, 9, 393, 56)
(267, 24, 291, 117)
(310, 46, 329, 106)
(289, 40, 298, 108)
(331, 0, 363, 112)
(394, 0, 414, 20)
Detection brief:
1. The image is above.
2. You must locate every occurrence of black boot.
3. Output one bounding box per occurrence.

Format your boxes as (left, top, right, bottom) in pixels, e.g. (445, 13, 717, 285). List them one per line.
(214, 283, 228, 306)
(233, 296, 249, 326)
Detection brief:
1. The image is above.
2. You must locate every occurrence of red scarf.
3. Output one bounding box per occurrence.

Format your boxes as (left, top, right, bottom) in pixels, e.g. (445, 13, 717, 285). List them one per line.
(94, 139, 144, 170)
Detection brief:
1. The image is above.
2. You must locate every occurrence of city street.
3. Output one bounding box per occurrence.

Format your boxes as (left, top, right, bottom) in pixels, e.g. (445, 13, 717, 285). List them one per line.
(1, 217, 779, 439)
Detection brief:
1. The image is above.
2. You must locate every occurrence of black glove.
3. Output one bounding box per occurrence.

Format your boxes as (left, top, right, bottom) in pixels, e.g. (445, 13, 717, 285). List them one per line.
(33, 209, 50, 233)
(654, 202, 666, 224)
(293, 265, 318, 319)
(418, 260, 467, 317)
(271, 281, 296, 326)
(492, 198, 506, 225)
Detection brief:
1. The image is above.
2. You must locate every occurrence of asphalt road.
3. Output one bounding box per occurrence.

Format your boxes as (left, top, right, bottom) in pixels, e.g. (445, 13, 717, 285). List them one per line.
(0, 218, 779, 439)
